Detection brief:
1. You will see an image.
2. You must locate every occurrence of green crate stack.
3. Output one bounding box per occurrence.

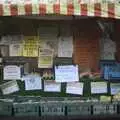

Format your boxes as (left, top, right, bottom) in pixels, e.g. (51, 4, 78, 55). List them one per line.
(66, 101, 92, 116)
(13, 102, 39, 116)
(93, 102, 118, 115)
(0, 101, 13, 116)
(40, 101, 65, 116)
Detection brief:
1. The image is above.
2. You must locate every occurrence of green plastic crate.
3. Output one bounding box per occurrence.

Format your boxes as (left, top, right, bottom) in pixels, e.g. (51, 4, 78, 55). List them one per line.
(67, 101, 91, 116)
(0, 101, 13, 116)
(93, 102, 117, 115)
(13, 102, 39, 116)
(40, 101, 65, 116)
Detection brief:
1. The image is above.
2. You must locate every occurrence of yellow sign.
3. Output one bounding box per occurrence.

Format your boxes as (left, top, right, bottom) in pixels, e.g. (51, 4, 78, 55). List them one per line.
(22, 36, 38, 57)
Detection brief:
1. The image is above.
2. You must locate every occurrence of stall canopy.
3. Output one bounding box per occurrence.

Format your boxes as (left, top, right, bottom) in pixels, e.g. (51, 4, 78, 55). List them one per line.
(0, 0, 120, 19)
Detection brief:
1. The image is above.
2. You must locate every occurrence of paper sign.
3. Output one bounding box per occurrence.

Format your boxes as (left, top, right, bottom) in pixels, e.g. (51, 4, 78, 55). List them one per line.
(100, 96, 111, 102)
(4, 65, 21, 80)
(66, 82, 84, 95)
(24, 74, 42, 90)
(38, 48, 53, 68)
(44, 80, 61, 92)
(58, 36, 73, 57)
(110, 83, 120, 95)
(91, 82, 107, 94)
(9, 44, 23, 56)
(55, 65, 79, 83)
(0, 81, 19, 95)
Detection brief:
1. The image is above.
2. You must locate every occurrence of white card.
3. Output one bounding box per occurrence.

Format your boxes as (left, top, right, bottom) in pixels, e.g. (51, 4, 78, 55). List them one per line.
(44, 80, 61, 92)
(55, 65, 79, 83)
(4, 65, 21, 80)
(91, 82, 107, 94)
(66, 82, 84, 95)
(24, 74, 42, 90)
(0, 81, 19, 95)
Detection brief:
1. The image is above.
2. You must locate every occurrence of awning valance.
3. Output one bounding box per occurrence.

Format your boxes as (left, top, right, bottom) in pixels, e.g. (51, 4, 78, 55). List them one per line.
(0, 0, 120, 19)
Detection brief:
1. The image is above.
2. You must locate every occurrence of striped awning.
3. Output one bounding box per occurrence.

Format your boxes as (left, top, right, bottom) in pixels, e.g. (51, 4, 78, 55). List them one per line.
(0, 0, 120, 19)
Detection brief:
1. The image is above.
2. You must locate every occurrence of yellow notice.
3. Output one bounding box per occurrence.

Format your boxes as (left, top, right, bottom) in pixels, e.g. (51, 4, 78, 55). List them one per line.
(22, 36, 38, 57)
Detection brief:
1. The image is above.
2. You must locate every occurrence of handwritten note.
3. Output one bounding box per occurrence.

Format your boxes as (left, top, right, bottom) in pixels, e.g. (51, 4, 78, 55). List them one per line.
(55, 65, 79, 83)
(24, 74, 42, 90)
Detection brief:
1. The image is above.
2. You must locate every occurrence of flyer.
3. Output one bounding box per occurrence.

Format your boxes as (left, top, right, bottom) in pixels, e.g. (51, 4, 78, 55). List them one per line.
(44, 80, 61, 92)
(91, 82, 108, 94)
(0, 81, 19, 95)
(55, 65, 79, 83)
(4, 65, 21, 80)
(66, 82, 84, 95)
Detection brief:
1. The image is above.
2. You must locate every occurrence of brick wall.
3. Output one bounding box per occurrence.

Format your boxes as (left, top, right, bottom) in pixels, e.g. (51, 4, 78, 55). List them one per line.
(73, 19, 101, 72)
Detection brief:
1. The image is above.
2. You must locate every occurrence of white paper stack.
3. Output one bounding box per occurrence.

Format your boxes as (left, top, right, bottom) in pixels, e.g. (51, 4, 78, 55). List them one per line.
(0, 35, 23, 45)
(100, 37, 116, 60)
(58, 36, 73, 57)
(0, 35, 24, 56)
(39, 25, 58, 56)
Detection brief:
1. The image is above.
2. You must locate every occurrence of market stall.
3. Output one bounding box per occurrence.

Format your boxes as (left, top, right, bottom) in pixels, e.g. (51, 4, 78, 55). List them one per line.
(0, 0, 120, 118)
